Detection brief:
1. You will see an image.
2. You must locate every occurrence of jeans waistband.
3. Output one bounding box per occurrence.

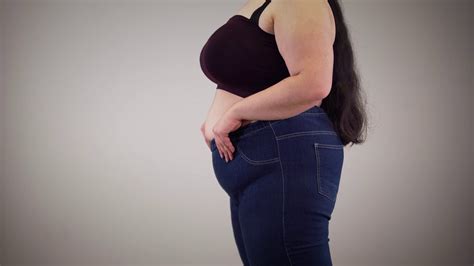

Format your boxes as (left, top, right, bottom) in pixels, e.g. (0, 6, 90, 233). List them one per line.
(210, 105, 326, 151)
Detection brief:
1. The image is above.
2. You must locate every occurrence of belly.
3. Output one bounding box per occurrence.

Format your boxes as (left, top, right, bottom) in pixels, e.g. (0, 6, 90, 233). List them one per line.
(204, 89, 258, 141)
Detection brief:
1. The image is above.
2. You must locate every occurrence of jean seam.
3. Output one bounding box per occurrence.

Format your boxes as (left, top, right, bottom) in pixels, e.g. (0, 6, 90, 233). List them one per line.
(276, 131, 338, 140)
(227, 115, 335, 145)
(236, 146, 280, 165)
(269, 119, 286, 127)
(314, 143, 337, 202)
(316, 143, 344, 149)
(300, 112, 327, 116)
(235, 124, 271, 140)
(268, 122, 294, 266)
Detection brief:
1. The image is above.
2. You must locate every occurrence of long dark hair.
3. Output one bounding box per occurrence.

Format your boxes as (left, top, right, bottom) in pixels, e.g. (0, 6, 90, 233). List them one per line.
(323, 0, 368, 146)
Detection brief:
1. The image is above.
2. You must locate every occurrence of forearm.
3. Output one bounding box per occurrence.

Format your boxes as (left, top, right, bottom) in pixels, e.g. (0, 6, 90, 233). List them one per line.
(228, 73, 324, 122)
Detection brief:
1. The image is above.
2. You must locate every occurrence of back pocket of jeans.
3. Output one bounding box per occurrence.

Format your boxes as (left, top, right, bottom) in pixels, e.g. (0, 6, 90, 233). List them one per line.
(313, 143, 344, 202)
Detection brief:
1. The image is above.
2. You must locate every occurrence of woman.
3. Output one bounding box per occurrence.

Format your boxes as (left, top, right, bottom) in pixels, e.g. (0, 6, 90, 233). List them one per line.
(199, 0, 367, 265)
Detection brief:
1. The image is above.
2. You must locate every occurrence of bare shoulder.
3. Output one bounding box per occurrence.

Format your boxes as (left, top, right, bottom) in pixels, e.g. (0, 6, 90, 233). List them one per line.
(271, 0, 335, 42)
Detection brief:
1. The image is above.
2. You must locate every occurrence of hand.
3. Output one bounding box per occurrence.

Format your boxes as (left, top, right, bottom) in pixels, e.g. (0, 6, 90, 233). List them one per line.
(212, 108, 243, 162)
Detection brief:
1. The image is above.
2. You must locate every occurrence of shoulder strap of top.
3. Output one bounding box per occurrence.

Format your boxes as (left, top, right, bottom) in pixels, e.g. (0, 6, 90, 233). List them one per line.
(250, 0, 271, 25)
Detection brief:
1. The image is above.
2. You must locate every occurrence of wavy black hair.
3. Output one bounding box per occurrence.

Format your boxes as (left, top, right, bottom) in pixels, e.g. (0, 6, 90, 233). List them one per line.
(323, 0, 369, 146)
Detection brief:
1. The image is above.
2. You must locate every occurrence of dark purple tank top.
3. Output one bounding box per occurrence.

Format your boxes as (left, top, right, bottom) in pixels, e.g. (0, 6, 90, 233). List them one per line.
(199, 0, 290, 98)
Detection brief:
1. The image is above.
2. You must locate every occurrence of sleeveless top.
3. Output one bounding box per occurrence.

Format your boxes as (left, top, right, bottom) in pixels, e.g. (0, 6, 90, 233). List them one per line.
(199, 0, 290, 98)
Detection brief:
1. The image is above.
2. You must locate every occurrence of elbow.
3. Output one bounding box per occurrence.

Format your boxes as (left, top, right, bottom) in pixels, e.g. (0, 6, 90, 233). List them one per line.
(310, 83, 331, 102)
(297, 74, 332, 105)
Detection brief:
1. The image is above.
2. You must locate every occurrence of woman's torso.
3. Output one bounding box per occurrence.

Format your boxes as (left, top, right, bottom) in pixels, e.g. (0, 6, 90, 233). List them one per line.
(202, 0, 276, 142)
(202, 0, 329, 142)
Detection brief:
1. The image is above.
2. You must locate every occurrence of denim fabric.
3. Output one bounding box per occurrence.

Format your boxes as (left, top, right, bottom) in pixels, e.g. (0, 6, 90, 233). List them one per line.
(209, 105, 344, 266)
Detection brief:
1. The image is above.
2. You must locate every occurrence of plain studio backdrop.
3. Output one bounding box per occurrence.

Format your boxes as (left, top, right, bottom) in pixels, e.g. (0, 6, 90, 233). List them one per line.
(0, 0, 472, 265)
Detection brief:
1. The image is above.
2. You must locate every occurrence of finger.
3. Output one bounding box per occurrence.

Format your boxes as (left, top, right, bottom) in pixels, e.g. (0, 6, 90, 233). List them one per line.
(220, 143, 228, 162)
(224, 137, 235, 153)
(227, 149, 232, 162)
(216, 139, 224, 159)
(223, 138, 234, 160)
(223, 137, 235, 160)
(216, 136, 232, 162)
(219, 146, 224, 159)
(220, 139, 231, 162)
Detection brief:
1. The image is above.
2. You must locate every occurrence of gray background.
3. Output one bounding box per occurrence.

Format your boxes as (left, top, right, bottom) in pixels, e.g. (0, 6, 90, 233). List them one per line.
(0, 0, 472, 265)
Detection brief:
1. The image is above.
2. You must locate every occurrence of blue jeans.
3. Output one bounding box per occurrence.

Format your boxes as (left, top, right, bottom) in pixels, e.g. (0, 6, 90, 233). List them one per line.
(209, 105, 344, 266)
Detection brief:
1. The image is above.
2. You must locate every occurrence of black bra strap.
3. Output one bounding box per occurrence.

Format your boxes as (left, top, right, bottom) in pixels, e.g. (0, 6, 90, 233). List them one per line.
(250, 0, 271, 25)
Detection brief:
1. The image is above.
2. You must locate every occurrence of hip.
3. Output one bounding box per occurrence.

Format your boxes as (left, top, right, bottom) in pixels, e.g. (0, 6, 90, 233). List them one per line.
(209, 104, 345, 203)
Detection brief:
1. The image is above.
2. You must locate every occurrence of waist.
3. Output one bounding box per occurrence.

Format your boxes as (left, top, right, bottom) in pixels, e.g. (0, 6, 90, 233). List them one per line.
(210, 105, 335, 150)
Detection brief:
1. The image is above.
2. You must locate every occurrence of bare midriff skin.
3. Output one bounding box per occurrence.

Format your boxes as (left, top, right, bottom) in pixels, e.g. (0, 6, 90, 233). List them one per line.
(203, 89, 259, 145)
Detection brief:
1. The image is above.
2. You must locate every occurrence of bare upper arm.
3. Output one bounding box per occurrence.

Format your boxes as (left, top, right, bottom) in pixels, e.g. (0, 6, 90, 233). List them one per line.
(272, 0, 335, 98)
